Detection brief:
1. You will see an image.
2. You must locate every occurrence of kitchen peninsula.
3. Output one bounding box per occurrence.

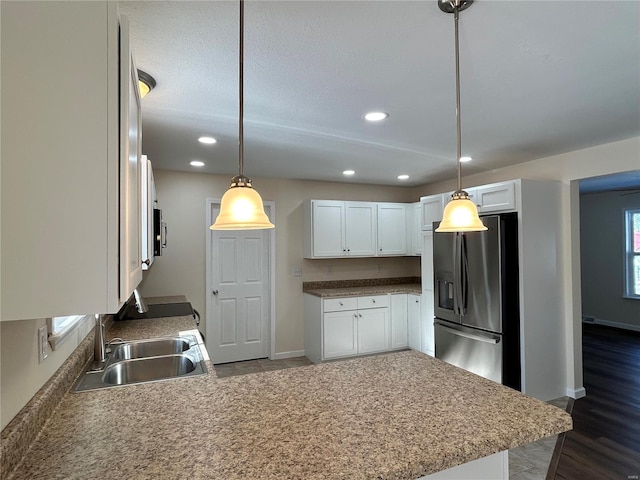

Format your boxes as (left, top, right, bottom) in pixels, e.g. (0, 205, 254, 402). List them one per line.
(5, 308, 571, 480)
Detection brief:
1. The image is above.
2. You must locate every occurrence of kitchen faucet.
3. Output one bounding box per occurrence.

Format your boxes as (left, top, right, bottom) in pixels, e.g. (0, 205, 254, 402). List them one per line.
(92, 289, 147, 368)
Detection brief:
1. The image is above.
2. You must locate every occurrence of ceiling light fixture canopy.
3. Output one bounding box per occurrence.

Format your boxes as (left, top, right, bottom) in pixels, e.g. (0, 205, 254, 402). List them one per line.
(211, 0, 274, 231)
(137, 70, 156, 98)
(435, 0, 486, 233)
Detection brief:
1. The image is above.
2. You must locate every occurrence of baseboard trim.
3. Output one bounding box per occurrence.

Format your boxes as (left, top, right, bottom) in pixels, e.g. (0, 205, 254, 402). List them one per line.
(273, 350, 305, 360)
(582, 316, 640, 333)
(566, 387, 586, 399)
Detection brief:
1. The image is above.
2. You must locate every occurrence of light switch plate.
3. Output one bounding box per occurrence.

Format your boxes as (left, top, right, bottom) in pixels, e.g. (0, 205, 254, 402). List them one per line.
(292, 266, 302, 277)
(38, 325, 49, 363)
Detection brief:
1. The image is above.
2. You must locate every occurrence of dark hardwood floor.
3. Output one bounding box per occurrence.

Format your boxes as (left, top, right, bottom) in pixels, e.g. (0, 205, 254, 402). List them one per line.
(552, 324, 640, 480)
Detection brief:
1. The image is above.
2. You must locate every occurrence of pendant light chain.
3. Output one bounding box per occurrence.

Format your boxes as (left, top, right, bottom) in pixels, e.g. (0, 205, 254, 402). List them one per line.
(239, 0, 245, 179)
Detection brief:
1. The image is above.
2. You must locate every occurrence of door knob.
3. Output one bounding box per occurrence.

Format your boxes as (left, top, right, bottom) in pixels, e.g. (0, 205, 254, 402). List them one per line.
(212, 290, 219, 295)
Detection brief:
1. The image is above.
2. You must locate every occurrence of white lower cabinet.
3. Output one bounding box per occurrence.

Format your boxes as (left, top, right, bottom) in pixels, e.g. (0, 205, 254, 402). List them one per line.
(407, 294, 422, 351)
(390, 294, 409, 349)
(323, 311, 358, 359)
(357, 308, 390, 354)
(305, 293, 408, 363)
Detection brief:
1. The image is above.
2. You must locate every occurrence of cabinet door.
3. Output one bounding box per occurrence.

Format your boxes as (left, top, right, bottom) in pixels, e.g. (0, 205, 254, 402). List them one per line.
(421, 232, 434, 291)
(408, 294, 421, 351)
(345, 202, 377, 256)
(323, 311, 358, 359)
(390, 294, 408, 349)
(119, 18, 143, 303)
(141, 157, 155, 270)
(312, 201, 345, 257)
(420, 195, 444, 231)
(377, 203, 407, 255)
(414, 203, 423, 255)
(476, 181, 515, 213)
(420, 293, 435, 355)
(357, 308, 390, 354)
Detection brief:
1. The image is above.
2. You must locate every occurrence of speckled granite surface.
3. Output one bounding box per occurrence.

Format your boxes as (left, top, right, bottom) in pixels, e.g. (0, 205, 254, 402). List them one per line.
(305, 283, 422, 297)
(7, 350, 571, 480)
(304, 276, 420, 292)
(1, 296, 199, 480)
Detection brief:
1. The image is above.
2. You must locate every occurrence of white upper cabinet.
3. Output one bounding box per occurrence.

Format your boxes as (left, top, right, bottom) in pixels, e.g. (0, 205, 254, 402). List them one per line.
(303, 200, 376, 258)
(345, 202, 377, 256)
(420, 195, 444, 231)
(309, 200, 346, 257)
(476, 181, 516, 213)
(141, 156, 156, 270)
(377, 203, 407, 256)
(1, 2, 142, 320)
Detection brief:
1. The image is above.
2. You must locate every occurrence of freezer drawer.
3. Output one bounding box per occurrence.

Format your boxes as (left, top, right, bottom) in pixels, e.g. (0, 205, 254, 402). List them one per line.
(434, 320, 502, 384)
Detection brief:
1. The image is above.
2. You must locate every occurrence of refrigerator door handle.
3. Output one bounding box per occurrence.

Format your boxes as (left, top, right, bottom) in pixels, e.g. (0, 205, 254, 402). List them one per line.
(460, 234, 468, 315)
(435, 321, 501, 344)
(453, 234, 460, 315)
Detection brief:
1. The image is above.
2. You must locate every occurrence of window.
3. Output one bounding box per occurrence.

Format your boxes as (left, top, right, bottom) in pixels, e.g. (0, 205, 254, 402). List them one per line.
(46, 315, 93, 350)
(624, 208, 640, 299)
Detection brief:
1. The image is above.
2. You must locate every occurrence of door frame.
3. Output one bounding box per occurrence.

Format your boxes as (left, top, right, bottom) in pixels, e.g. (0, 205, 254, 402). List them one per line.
(205, 198, 276, 361)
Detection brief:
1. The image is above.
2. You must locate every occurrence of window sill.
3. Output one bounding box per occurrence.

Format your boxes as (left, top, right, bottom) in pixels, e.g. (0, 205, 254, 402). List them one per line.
(47, 315, 93, 351)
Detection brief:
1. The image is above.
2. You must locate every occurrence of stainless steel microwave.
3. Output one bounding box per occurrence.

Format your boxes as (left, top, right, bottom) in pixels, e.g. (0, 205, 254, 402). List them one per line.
(153, 208, 167, 256)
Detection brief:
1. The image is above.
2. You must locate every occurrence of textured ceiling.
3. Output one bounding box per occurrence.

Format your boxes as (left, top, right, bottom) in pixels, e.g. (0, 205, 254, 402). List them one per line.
(119, 0, 640, 187)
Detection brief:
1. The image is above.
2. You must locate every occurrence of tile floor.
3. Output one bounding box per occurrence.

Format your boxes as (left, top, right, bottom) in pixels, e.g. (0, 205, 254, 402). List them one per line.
(214, 356, 568, 480)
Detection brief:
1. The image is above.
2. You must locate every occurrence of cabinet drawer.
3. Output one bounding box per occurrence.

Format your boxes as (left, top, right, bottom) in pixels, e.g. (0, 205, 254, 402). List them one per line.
(323, 297, 358, 312)
(357, 295, 389, 309)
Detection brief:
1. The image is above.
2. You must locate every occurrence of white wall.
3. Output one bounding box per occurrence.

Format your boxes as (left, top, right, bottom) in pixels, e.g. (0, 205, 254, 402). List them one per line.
(580, 190, 640, 330)
(0, 318, 93, 430)
(411, 136, 640, 397)
(138, 171, 418, 354)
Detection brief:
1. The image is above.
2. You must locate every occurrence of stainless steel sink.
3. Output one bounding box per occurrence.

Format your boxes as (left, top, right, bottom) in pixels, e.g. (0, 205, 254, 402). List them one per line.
(111, 337, 191, 360)
(73, 335, 207, 392)
(102, 354, 196, 385)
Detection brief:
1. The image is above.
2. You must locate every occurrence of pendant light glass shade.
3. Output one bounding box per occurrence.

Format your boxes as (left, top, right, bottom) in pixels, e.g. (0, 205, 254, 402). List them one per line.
(435, 190, 487, 232)
(211, 177, 274, 230)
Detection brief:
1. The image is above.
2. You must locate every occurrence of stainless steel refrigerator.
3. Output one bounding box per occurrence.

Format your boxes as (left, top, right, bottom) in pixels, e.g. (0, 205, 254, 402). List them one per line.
(433, 213, 521, 390)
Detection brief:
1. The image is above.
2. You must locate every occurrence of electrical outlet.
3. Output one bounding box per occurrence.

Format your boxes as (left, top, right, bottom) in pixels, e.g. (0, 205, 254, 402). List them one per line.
(377, 264, 382, 273)
(38, 326, 49, 363)
(292, 265, 302, 277)
(327, 265, 334, 275)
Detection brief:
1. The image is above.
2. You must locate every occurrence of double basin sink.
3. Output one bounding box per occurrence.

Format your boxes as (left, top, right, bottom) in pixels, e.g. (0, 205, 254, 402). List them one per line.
(74, 335, 207, 392)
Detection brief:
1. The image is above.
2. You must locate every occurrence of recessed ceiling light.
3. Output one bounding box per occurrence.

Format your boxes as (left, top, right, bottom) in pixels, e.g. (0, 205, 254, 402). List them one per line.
(364, 112, 388, 122)
(198, 136, 217, 145)
(343, 170, 356, 176)
(460, 156, 472, 163)
(190, 160, 205, 167)
(397, 174, 410, 180)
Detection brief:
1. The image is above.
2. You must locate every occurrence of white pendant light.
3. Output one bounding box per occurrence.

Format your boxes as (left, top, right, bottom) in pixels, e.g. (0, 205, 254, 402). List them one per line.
(211, 0, 274, 231)
(435, 0, 486, 233)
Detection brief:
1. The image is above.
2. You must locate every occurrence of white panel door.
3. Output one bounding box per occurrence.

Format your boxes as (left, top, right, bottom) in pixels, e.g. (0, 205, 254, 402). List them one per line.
(345, 202, 376, 256)
(377, 204, 407, 255)
(357, 308, 390, 354)
(210, 225, 270, 364)
(323, 311, 358, 359)
(312, 200, 345, 257)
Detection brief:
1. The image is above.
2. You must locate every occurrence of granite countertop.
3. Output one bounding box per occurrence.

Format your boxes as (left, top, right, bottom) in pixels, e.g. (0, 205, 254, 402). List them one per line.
(305, 283, 422, 297)
(8, 346, 571, 479)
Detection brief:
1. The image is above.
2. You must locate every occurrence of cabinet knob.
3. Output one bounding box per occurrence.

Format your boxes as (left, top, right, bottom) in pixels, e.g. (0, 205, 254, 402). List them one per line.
(343, 249, 346, 252)
(142, 259, 150, 266)
(354, 314, 358, 318)
(347, 249, 350, 252)
(339, 301, 343, 306)
(359, 314, 362, 317)
(372, 299, 376, 303)
(212, 290, 219, 295)
(379, 248, 383, 252)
